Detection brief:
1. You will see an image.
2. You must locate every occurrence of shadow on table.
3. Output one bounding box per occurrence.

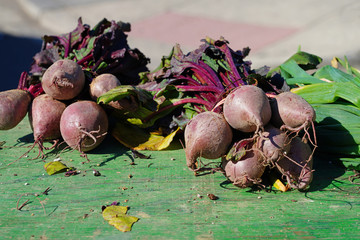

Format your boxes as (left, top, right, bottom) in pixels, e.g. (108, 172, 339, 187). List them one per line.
(88, 135, 130, 166)
(307, 116, 355, 192)
(0, 32, 42, 91)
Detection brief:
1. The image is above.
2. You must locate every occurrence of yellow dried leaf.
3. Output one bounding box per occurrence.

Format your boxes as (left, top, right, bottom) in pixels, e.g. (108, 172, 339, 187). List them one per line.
(133, 128, 179, 151)
(112, 121, 179, 151)
(102, 205, 139, 232)
(331, 57, 338, 68)
(273, 179, 289, 192)
(44, 161, 68, 175)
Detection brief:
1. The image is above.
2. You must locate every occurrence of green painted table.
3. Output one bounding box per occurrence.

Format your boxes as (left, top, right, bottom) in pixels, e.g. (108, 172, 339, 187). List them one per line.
(1, 117, 359, 239)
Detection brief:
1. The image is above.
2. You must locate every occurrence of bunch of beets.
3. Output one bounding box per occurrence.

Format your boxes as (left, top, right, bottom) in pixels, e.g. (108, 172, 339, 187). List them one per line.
(184, 86, 316, 190)
(0, 18, 149, 160)
(0, 18, 316, 190)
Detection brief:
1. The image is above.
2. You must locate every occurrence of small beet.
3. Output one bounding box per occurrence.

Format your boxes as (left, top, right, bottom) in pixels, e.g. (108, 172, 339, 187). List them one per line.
(41, 59, 85, 100)
(184, 111, 233, 171)
(221, 146, 266, 188)
(0, 89, 31, 130)
(223, 85, 271, 133)
(89, 73, 121, 100)
(60, 101, 108, 152)
(257, 124, 291, 165)
(89, 73, 138, 111)
(275, 137, 313, 190)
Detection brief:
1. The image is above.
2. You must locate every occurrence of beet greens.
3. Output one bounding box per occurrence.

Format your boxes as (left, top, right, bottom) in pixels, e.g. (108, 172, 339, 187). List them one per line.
(20, 17, 149, 95)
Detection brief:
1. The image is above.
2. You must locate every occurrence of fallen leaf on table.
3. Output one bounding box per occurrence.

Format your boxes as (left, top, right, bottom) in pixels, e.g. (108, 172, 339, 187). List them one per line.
(273, 179, 289, 192)
(44, 161, 69, 175)
(102, 205, 139, 232)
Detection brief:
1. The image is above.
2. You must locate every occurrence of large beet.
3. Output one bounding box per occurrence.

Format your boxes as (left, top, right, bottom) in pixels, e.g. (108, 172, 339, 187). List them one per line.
(0, 89, 31, 130)
(223, 85, 271, 133)
(41, 59, 85, 100)
(184, 111, 233, 171)
(60, 101, 108, 152)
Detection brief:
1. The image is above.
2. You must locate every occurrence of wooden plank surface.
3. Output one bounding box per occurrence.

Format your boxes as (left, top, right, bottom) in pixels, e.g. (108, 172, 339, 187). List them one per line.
(0, 117, 359, 239)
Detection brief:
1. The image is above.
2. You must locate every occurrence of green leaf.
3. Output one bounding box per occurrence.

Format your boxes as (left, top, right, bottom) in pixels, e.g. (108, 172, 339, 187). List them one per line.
(98, 85, 153, 108)
(291, 82, 360, 108)
(279, 60, 322, 85)
(201, 53, 219, 72)
(44, 161, 69, 175)
(280, 60, 316, 78)
(73, 37, 96, 61)
(267, 50, 322, 76)
(285, 76, 327, 85)
(313, 103, 360, 125)
(314, 65, 360, 87)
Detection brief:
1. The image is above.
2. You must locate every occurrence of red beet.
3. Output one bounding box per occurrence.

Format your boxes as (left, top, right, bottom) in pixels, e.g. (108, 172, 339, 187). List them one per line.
(184, 111, 233, 171)
(89, 73, 138, 111)
(221, 146, 266, 188)
(223, 85, 271, 133)
(89, 73, 121, 100)
(60, 101, 108, 152)
(27, 94, 67, 158)
(0, 89, 31, 130)
(270, 91, 315, 133)
(29, 94, 66, 142)
(41, 59, 85, 100)
(275, 137, 314, 190)
(257, 124, 291, 165)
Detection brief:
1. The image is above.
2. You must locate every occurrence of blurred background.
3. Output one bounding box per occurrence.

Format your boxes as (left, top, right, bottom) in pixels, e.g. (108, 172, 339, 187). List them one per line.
(1, 0, 360, 91)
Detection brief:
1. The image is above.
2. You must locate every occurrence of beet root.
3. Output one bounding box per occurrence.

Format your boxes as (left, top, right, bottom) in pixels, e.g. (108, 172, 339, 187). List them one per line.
(29, 94, 67, 141)
(89, 73, 138, 111)
(41, 59, 85, 100)
(223, 85, 271, 133)
(221, 147, 266, 188)
(0, 89, 31, 130)
(257, 124, 291, 166)
(275, 137, 314, 190)
(89, 73, 121, 100)
(184, 111, 233, 171)
(27, 94, 67, 158)
(270, 92, 316, 143)
(60, 101, 108, 153)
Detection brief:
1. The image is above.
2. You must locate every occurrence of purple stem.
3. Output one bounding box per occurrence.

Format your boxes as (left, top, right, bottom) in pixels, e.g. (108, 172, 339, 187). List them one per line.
(242, 65, 250, 78)
(216, 43, 246, 85)
(77, 53, 93, 65)
(228, 73, 240, 87)
(175, 85, 223, 94)
(17, 72, 28, 90)
(183, 62, 217, 86)
(219, 72, 236, 89)
(28, 83, 44, 98)
(175, 76, 203, 86)
(64, 32, 72, 58)
(198, 61, 224, 89)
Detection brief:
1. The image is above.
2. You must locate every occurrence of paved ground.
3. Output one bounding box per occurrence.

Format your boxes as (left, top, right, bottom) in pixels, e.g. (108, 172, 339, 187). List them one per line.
(1, 0, 360, 90)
